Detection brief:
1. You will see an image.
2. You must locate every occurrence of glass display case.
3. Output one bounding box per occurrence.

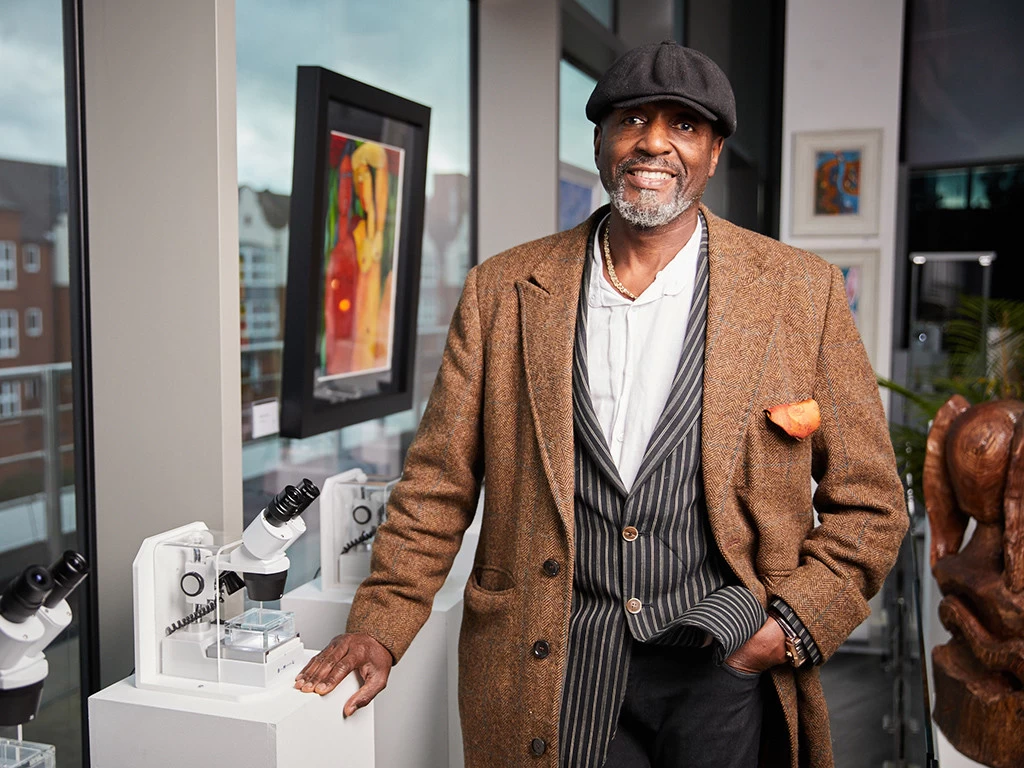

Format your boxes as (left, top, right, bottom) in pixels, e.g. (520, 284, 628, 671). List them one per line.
(0, 740, 55, 768)
(325, 475, 398, 588)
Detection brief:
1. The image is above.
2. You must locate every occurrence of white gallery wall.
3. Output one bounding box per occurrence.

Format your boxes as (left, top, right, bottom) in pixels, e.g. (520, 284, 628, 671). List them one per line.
(780, 0, 905, 382)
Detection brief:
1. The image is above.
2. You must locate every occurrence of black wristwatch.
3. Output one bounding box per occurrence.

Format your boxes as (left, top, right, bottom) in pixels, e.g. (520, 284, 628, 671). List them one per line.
(769, 609, 809, 668)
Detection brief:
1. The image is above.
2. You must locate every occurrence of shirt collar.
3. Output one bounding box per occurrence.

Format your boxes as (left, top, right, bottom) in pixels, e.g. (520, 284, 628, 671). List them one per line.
(588, 212, 703, 308)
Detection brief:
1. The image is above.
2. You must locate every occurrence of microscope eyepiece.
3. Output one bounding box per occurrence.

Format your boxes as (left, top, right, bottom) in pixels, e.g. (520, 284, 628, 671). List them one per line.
(263, 479, 320, 527)
(43, 550, 90, 609)
(0, 565, 54, 623)
(296, 478, 320, 506)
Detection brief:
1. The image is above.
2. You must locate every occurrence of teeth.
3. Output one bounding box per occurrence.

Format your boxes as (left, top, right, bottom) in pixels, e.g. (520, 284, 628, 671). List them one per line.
(634, 170, 672, 179)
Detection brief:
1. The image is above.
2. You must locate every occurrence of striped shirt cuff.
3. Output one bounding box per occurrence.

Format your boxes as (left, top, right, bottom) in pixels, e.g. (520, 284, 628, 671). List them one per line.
(668, 585, 767, 664)
(769, 597, 823, 666)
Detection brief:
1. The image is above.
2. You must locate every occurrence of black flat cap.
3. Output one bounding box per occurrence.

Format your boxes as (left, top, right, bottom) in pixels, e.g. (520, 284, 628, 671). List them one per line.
(586, 41, 737, 137)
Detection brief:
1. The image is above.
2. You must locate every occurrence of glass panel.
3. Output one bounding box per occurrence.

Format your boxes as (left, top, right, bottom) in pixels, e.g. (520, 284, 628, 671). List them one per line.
(0, 2, 84, 765)
(686, 0, 780, 234)
(909, 168, 969, 211)
(236, 0, 471, 591)
(576, 0, 614, 28)
(969, 163, 1024, 210)
(559, 60, 606, 231)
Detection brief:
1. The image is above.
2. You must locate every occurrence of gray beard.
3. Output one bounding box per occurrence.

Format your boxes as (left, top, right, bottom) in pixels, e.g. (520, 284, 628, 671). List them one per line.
(603, 163, 704, 229)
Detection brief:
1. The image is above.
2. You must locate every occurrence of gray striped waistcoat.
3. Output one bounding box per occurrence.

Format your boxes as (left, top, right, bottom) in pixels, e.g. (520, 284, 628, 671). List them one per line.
(558, 215, 765, 768)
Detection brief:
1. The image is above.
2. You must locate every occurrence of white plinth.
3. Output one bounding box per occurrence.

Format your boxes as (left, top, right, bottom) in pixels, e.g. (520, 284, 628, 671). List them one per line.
(282, 579, 464, 768)
(935, 726, 987, 768)
(88, 662, 373, 768)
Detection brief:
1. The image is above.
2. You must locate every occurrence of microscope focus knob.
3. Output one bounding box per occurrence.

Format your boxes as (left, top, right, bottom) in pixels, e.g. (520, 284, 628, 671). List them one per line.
(180, 572, 205, 597)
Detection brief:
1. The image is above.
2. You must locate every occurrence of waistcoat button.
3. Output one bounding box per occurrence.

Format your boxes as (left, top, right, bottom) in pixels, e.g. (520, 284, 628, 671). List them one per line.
(622, 525, 638, 542)
(532, 640, 550, 659)
(531, 738, 547, 756)
(542, 559, 560, 577)
(626, 597, 642, 614)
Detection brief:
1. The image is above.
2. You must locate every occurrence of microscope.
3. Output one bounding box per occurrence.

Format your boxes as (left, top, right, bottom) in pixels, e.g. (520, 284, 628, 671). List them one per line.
(0, 550, 89, 768)
(132, 479, 319, 698)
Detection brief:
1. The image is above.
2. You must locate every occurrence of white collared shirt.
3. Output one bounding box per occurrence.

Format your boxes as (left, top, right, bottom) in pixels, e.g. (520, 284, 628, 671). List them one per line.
(586, 213, 702, 491)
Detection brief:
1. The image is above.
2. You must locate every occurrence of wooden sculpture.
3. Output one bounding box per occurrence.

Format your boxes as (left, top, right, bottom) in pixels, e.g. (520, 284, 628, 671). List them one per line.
(924, 395, 1024, 768)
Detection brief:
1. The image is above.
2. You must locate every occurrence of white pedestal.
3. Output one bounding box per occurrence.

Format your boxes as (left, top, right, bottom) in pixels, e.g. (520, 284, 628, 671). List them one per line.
(935, 726, 987, 768)
(282, 580, 464, 768)
(88, 664, 373, 768)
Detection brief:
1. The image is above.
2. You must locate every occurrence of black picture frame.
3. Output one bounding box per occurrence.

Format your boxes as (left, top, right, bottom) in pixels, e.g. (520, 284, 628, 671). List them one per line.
(280, 66, 431, 439)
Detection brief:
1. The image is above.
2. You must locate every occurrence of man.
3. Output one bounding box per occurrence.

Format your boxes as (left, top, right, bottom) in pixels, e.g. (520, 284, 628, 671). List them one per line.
(295, 41, 908, 768)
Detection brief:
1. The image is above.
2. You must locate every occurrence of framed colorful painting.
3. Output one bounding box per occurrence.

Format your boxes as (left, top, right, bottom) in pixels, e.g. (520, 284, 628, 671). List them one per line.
(280, 66, 431, 439)
(816, 249, 880, 367)
(791, 129, 882, 237)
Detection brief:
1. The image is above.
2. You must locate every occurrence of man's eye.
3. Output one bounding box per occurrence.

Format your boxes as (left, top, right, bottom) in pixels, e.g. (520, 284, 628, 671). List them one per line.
(623, 115, 644, 125)
(676, 122, 695, 131)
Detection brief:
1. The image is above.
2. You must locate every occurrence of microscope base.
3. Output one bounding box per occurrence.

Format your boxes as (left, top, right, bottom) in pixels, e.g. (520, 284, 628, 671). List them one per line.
(89, 656, 374, 768)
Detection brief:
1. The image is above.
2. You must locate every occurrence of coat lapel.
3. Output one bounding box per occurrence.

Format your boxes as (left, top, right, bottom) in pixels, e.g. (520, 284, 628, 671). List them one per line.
(517, 210, 604, 535)
(700, 206, 782, 533)
(571, 213, 629, 497)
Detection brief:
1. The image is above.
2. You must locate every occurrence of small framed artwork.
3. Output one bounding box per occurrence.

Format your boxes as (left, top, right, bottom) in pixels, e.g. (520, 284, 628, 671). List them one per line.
(817, 249, 880, 366)
(559, 161, 605, 232)
(280, 66, 431, 439)
(791, 129, 882, 237)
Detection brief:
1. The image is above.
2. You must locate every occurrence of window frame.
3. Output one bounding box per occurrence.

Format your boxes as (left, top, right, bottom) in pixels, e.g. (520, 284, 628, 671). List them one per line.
(0, 380, 22, 418)
(0, 309, 19, 358)
(0, 241, 17, 289)
(25, 307, 44, 337)
(23, 243, 42, 273)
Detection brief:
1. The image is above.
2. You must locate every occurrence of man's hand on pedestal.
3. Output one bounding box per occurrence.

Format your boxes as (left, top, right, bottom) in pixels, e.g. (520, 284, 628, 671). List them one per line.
(295, 632, 393, 717)
(723, 617, 788, 675)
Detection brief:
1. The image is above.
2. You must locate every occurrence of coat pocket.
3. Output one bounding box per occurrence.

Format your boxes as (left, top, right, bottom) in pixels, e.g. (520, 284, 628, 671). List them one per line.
(737, 418, 812, 491)
(463, 565, 516, 615)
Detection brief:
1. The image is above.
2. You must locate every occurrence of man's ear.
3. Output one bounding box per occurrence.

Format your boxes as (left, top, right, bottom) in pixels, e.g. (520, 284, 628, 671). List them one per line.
(593, 124, 602, 165)
(707, 135, 725, 178)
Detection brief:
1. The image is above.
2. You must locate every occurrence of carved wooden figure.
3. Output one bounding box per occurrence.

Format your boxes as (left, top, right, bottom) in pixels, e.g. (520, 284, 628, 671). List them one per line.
(924, 395, 1024, 768)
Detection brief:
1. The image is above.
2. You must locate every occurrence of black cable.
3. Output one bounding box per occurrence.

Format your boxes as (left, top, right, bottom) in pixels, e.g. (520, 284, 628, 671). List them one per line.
(339, 526, 377, 555)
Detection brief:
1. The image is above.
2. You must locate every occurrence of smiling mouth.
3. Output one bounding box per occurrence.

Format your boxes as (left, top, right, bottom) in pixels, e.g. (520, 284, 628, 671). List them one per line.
(630, 169, 675, 180)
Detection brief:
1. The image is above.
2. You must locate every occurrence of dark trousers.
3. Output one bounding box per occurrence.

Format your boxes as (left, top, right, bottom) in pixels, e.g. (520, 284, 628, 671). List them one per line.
(602, 641, 764, 768)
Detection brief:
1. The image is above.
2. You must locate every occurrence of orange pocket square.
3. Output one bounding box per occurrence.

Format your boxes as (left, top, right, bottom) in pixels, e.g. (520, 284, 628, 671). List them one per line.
(764, 398, 820, 439)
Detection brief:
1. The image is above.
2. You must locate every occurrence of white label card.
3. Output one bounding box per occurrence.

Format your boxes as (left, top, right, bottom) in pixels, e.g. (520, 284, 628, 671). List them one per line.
(251, 401, 280, 439)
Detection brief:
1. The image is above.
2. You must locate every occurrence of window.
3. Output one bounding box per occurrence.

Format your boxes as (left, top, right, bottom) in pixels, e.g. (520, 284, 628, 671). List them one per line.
(559, 60, 606, 231)
(0, 381, 21, 418)
(23, 243, 41, 273)
(576, 0, 614, 28)
(0, 310, 19, 358)
(25, 307, 43, 337)
(244, 298, 279, 340)
(239, 244, 279, 285)
(0, 1, 87, 763)
(0, 242, 16, 289)
(237, 0, 472, 589)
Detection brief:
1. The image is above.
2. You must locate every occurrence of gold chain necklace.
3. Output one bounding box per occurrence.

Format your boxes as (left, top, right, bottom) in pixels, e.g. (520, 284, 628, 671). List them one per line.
(602, 223, 638, 301)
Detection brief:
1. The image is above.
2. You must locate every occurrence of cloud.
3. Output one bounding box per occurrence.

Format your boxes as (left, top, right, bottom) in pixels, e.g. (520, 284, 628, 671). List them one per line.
(0, 0, 473, 193)
(0, 1, 68, 166)
(236, 0, 471, 193)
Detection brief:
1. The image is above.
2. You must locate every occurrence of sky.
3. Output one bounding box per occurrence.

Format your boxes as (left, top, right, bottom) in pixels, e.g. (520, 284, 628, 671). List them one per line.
(0, 0, 471, 194)
(0, 1, 68, 167)
(559, 59, 599, 172)
(236, 0, 471, 194)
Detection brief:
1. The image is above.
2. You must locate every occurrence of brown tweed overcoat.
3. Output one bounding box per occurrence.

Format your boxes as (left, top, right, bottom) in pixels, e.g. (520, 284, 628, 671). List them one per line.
(347, 205, 908, 768)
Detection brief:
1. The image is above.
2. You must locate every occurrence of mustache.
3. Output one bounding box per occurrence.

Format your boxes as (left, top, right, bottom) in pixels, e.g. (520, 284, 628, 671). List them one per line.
(614, 156, 683, 177)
